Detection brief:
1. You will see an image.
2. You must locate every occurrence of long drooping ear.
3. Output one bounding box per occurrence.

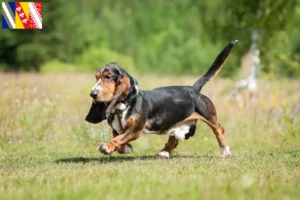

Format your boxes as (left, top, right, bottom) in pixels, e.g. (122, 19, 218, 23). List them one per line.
(85, 102, 106, 124)
(105, 74, 132, 117)
(115, 74, 131, 97)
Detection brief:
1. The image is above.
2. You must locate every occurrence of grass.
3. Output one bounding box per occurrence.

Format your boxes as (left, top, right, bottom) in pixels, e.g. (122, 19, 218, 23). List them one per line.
(0, 72, 299, 200)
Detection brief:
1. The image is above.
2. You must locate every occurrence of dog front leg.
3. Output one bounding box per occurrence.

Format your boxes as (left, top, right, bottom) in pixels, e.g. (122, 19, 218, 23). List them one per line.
(111, 130, 134, 154)
(98, 117, 143, 155)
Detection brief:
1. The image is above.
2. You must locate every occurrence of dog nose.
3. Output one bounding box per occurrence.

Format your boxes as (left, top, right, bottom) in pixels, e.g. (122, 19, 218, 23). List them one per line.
(90, 90, 98, 99)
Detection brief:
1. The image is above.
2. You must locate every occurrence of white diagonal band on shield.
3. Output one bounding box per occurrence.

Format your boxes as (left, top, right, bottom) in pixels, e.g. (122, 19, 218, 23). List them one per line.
(29, 2, 42, 29)
(2, 2, 15, 28)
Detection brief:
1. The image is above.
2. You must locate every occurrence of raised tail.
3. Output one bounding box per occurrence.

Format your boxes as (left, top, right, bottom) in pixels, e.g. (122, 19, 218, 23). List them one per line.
(193, 40, 238, 92)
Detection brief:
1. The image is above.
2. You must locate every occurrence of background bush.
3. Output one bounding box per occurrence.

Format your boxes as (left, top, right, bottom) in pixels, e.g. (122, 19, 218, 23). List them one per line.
(76, 47, 134, 72)
(0, 0, 299, 77)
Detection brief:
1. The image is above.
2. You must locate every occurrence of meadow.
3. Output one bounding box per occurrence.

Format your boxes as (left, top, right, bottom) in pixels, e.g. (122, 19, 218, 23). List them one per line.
(0, 72, 299, 200)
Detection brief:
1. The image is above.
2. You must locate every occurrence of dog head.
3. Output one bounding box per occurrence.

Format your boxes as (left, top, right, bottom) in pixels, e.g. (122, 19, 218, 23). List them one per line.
(85, 62, 138, 124)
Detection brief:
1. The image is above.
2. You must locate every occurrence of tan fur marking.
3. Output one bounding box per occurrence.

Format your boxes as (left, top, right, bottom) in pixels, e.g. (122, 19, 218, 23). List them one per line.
(159, 136, 179, 155)
(104, 142, 116, 152)
(102, 71, 111, 79)
(175, 113, 203, 126)
(116, 144, 127, 154)
(123, 117, 134, 131)
(110, 129, 122, 152)
(115, 76, 131, 97)
(105, 76, 131, 116)
(175, 112, 228, 148)
(111, 130, 129, 154)
(98, 77, 116, 102)
(95, 72, 100, 80)
(104, 117, 143, 152)
(145, 122, 152, 129)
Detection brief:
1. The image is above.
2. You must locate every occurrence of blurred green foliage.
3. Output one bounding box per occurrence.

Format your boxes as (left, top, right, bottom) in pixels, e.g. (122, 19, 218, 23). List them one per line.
(77, 47, 134, 72)
(0, 0, 299, 77)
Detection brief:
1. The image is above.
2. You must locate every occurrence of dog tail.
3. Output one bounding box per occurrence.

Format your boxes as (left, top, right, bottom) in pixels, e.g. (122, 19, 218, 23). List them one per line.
(193, 40, 238, 92)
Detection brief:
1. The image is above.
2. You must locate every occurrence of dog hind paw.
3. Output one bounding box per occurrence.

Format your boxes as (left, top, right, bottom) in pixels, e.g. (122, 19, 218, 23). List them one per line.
(220, 146, 231, 158)
(156, 151, 170, 159)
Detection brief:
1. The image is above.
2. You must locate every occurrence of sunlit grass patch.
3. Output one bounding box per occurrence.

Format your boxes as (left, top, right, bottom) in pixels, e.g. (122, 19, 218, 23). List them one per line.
(0, 73, 299, 199)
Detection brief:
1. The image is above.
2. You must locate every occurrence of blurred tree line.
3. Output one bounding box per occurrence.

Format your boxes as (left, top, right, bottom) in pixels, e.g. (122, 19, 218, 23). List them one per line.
(0, 0, 299, 77)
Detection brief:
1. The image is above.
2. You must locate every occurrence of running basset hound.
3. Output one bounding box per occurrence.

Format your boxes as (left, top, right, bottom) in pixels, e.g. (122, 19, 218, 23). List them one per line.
(86, 40, 237, 158)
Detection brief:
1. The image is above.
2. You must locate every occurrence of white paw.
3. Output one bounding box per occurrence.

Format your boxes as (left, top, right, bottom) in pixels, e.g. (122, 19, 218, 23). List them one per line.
(98, 143, 112, 155)
(220, 146, 231, 158)
(124, 144, 133, 154)
(156, 151, 170, 159)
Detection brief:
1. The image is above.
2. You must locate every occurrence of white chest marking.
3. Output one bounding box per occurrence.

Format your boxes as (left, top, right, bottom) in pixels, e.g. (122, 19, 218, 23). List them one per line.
(111, 103, 126, 113)
(111, 103, 130, 134)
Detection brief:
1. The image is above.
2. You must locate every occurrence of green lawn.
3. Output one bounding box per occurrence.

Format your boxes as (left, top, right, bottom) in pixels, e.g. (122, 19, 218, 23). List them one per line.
(0, 73, 299, 199)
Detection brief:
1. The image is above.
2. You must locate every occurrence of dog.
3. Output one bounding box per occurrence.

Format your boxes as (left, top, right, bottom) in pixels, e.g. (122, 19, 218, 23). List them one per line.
(85, 40, 237, 158)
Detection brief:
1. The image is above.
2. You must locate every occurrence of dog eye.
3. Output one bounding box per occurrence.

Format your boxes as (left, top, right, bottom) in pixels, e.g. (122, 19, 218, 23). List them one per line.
(105, 75, 111, 80)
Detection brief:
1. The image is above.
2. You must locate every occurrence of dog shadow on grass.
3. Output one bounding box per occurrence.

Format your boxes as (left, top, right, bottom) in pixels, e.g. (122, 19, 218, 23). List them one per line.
(55, 154, 218, 164)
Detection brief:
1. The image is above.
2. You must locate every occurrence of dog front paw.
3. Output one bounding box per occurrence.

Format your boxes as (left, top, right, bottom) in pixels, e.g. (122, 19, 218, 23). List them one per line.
(156, 151, 170, 159)
(98, 143, 113, 155)
(117, 143, 133, 154)
(220, 146, 231, 158)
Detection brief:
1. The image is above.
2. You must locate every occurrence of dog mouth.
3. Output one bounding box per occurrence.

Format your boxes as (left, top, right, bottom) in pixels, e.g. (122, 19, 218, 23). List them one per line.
(92, 98, 103, 103)
(92, 97, 110, 103)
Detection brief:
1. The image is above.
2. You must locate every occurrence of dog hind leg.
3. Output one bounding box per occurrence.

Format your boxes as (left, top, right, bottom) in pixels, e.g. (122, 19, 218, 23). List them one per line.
(156, 136, 179, 159)
(195, 94, 231, 157)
